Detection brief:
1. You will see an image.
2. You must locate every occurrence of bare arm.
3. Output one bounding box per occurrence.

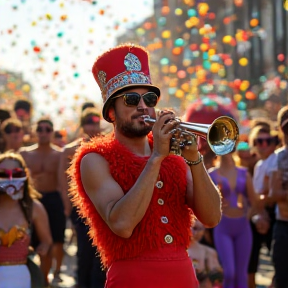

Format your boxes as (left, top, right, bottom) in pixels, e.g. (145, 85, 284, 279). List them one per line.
(58, 149, 72, 217)
(269, 170, 288, 202)
(186, 161, 222, 228)
(32, 200, 52, 256)
(246, 171, 264, 211)
(81, 153, 163, 238)
(81, 112, 176, 238)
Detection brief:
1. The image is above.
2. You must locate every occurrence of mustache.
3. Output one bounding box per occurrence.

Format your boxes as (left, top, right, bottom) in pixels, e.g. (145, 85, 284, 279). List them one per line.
(131, 113, 149, 120)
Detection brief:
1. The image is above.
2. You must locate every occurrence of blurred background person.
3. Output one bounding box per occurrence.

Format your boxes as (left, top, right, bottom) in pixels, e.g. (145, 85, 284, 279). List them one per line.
(60, 105, 106, 288)
(265, 106, 288, 288)
(0, 152, 52, 288)
(247, 125, 279, 288)
(53, 130, 67, 149)
(0, 108, 12, 153)
(13, 99, 36, 146)
(0, 118, 24, 153)
(20, 117, 68, 287)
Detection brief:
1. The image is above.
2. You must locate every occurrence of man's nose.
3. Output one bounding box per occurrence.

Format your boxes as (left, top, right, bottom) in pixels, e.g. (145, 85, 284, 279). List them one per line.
(137, 97, 148, 112)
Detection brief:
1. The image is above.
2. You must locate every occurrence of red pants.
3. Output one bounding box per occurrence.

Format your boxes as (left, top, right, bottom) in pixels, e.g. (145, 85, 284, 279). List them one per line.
(105, 247, 199, 288)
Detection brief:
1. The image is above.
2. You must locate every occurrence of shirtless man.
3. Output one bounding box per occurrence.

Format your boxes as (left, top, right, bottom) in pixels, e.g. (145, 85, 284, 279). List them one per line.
(20, 117, 69, 286)
(265, 106, 288, 288)
(60, 106, 107, 288)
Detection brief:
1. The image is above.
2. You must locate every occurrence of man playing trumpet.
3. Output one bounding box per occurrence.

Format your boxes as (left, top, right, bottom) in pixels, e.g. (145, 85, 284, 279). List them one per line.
(68, 43, 222, 288)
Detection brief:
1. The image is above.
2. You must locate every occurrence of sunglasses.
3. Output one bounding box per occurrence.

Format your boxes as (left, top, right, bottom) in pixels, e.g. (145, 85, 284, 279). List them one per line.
(4, 126, 22, 134)
(82, 116, 100, 125)
(36, 126, 53, 133)
(114, 92, 159, 108)
(0, 168, 26, 179)
(254, 137, 275, 146)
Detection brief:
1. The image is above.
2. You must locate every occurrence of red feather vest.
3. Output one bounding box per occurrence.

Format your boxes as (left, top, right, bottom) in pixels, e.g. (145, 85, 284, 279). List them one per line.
(68, 133, 194, 268)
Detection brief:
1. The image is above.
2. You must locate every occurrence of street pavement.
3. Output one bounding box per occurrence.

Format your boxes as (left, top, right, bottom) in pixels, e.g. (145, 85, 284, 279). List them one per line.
(46, 227, 274, 288)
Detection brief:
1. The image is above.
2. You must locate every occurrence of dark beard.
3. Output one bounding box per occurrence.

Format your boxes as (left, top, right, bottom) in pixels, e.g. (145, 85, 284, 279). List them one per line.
(116, 119, 152, 138)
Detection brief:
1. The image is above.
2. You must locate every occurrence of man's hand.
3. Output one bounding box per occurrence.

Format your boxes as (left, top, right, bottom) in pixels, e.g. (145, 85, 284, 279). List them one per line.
(180, 133, 199, 162)
(151, 110, 178, 159)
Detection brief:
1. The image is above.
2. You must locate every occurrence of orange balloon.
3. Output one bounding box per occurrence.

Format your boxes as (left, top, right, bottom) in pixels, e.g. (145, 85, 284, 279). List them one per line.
(250, 18, 259, 27)
(172, 47, 182, 55)
(245, 91, 257, 100)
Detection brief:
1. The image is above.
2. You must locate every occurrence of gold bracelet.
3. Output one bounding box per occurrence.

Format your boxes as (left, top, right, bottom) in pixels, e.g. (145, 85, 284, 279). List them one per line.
(183, 152, 203, 166)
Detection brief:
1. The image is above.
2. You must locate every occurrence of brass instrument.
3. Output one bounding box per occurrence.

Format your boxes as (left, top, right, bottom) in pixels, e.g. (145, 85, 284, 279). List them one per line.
(144, 116, 239, 156)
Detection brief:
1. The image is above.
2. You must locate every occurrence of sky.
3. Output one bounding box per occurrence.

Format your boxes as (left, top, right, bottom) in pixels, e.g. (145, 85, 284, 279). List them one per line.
(0, 0, 153, 129)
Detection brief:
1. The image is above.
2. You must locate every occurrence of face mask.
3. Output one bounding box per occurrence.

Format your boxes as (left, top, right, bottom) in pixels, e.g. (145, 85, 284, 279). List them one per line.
(0, 178, 26, 200)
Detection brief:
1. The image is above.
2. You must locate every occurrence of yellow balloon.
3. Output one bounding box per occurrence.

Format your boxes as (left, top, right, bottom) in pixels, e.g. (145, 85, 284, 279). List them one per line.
(200, 43, 209, 51)
(239, 57, 248, 66)
(242, 80, 250, 87)
(162, 30, 171, 39)
(169, 65, 177, 73)
(175, 89, 184, 98)
(175, 8, 183, 16)
(22, 84, 30, 93)
(234, 94, 242, 102)
(210, 63, 220, 73)
(223, 35, 232, 44)
(199, 27, 206, 35)
(208, 49, 216, 56)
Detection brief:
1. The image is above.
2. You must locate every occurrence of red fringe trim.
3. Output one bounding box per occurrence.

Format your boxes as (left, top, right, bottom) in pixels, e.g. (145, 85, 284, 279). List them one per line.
(68, 133, 194, 268)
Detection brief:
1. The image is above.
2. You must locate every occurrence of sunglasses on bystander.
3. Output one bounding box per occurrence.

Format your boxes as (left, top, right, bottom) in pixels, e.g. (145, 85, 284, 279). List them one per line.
(4, 125, 22, 134)
(36, 126, 53, 133)
(253, 137, 275, 146)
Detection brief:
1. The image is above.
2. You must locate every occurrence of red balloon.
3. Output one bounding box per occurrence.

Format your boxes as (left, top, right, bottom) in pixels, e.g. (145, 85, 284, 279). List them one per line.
(33, 46, 41, 53)
(277, 54, 285, 62)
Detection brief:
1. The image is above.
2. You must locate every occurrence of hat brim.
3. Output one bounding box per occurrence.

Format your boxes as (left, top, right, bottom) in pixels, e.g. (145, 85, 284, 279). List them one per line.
(102, 84, 161, 122)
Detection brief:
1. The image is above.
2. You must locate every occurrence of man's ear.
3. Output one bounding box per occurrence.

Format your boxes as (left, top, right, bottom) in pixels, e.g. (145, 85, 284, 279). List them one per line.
(108, 107, 115, 122)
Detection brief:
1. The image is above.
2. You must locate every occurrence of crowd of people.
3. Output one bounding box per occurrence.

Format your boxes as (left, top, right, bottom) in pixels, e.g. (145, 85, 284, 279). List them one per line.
(0, 43, 287, 288)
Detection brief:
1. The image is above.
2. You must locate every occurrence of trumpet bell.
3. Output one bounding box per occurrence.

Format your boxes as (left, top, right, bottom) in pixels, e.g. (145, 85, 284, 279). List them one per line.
(207, 116, 239, 156)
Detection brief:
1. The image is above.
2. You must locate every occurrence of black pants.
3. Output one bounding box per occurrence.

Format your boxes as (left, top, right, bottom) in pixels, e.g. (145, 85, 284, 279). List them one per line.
(73, 209, 106, 288)
(272, 220, 288, 288)
(248, 205, 275, 273)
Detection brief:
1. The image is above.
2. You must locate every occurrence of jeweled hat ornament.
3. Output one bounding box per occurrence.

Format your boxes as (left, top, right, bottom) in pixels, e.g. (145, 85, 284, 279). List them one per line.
(92, 43, 160, 122)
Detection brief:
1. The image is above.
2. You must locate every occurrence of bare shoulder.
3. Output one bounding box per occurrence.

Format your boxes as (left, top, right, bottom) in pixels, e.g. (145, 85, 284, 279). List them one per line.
(19, 143, 38, 153)
(64, 139, 80, 150)
(51, 144, 63, 153)
(81, 152, 108, 169)
(32, 199, 46, 218)
(63, 139, 80, 156)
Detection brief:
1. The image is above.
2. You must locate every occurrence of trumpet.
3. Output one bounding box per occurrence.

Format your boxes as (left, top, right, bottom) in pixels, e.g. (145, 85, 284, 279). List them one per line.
(144, 116, 239, 156)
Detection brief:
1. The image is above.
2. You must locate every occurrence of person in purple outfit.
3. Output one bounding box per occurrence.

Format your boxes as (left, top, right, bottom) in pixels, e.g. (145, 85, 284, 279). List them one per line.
(208, 150, 262, 288)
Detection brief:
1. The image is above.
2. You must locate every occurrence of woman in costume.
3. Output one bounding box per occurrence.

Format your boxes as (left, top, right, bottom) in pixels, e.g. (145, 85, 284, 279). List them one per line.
(0, 152, 52, 288)
(208, 151, 262, 288)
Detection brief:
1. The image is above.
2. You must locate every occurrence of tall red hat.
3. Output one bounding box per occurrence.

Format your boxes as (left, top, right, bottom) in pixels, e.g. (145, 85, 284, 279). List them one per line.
(92, 43, 160, 122)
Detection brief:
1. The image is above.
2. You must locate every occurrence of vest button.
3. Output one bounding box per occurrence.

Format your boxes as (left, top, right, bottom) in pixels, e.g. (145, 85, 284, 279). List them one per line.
(155, 181, 163, 189)
(161, 216, 168, 224)
(157, 198, 164, 205)
(164, 234, 173, 244)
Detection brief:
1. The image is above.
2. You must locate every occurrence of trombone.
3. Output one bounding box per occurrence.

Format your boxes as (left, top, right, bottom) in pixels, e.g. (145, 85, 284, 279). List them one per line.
(144, 116, 239, 156)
